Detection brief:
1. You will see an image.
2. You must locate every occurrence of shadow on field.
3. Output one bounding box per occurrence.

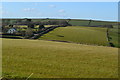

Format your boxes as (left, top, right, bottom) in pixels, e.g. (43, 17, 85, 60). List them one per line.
(56, 35, 64, 37)
(1, 36, 22, 39)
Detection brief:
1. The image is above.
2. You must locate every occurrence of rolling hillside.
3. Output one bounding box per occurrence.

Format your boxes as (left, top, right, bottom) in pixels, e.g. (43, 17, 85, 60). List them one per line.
(2, 18, 118, 27)
(2, 39, 118, 78)
(40, 26, 109, 46)
(31, 19, 117, 26)
(68, 20, 116, 26)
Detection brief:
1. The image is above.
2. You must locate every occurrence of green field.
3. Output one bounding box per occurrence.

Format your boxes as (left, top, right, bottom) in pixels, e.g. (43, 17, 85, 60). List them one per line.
(109, 28, 119, 47)
(31, 19, 117, 26)
(2, 25, 119, 47)
(2, 39, 118, 78)
(40, 26, 109, 46)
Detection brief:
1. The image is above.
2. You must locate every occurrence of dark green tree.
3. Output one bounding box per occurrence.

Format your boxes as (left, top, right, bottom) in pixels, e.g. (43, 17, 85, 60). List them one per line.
(88, 19, 92, 26)
(9, 24, 13, 28)
(67, 19, 71, 23)
(38, 25, 45, 30)
(28, 23, 34, 28)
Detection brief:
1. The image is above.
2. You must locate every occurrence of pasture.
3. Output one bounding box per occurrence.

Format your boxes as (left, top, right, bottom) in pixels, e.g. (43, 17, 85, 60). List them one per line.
(40, 26, 109, 46)
(108, 28, 119, 47)
(2, 39, 118, 78)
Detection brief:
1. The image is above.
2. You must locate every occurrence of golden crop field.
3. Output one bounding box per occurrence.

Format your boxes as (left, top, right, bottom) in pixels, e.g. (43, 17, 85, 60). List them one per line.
(2, 39, 118, 78)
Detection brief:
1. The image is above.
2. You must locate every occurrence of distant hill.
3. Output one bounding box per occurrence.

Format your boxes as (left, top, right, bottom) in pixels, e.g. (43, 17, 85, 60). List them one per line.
(1, 18, 118, 27)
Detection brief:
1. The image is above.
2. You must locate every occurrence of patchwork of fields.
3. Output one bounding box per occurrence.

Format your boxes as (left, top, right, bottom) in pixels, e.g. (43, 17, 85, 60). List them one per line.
(2, 39, 118, 78)
(2, 19, 119, 79)
(31, 19, 117, 26)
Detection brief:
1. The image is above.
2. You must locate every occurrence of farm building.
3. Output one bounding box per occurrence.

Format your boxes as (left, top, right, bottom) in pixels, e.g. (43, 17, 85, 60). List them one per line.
(7, 28, 18, 34)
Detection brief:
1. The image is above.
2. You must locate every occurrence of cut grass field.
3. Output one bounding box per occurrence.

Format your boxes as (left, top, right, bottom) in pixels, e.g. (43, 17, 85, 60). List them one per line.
(2, 39, 118, 78)
(40, 26, 109, 46)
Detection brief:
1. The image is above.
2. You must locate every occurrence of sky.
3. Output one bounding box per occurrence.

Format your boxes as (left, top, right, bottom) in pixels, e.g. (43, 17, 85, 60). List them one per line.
(1, 2, 118, 21)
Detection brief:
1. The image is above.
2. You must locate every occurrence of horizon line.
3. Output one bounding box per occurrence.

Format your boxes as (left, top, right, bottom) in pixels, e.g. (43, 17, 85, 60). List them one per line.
(0, 17, 118, 22)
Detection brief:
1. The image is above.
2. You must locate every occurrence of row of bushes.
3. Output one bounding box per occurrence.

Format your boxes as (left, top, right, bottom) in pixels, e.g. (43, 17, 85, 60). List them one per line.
(106, 28, 115, 47)
(30, 26, 61, 39)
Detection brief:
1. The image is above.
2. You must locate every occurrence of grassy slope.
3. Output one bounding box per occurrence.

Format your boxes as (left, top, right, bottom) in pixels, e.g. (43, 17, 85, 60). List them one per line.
(2, 39, 118, 78)
(108, 25, 119, 47)
(109, 28, 118, 47)
(40, 26, 109, 46)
